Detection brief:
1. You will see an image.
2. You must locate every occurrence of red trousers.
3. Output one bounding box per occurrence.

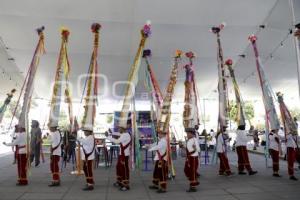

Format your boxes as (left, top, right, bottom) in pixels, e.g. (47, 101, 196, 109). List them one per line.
(287, 147, 296, 176)
(83, 160, 94, 185)
(17, 154, 28, 185)
(50, 155, 60, 182)
(269, 149, 279, 173)
(184, 156, 199, 187)
(236, 146, 252, 172)
(218, 152, 231, 174)
(116, 155, 130, 188)
(153, 160, 168, 190)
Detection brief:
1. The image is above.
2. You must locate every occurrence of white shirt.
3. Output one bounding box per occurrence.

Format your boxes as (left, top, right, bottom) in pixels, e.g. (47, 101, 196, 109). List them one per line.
(49, 130, 62, 156)
(216, 134, 227, 153)
(149, 137, 167, 161)
(186, 137, 200, 156)
(236, 130, 251, 147)
(78, 135, 95, 160)
(269, 133, 280, 151)
(6, 131, 26, 154)
(108, 132, 131, 156)
(286, 134, 297, 148)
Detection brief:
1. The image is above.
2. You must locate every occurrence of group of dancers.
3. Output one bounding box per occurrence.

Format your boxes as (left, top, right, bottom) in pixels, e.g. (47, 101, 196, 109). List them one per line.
(2, 121, 299, 193)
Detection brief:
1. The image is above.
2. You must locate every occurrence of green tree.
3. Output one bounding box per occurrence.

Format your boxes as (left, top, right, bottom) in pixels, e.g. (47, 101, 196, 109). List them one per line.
(289, 107, 300, 120)
(229, 100, 255, 123)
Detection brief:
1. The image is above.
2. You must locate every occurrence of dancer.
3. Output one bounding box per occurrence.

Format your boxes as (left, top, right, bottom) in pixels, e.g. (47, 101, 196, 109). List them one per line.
(3, 125, 28, 185)
(236, 125, 257, 175)
(180, 128, 200, 192)
(148, 131, 168, 193)
(48, 125, 62, 186)
(78, 129, 96, 190)
(107, 127, 131, 191)
(216, 127, 233, 176)
(268, 129, 282, 177)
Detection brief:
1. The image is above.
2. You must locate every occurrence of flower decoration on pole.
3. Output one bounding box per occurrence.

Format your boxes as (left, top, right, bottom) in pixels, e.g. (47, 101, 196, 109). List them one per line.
(142, 23, 151, 38)
(248, 34, 257, 43)
(143, 49, 152, 58)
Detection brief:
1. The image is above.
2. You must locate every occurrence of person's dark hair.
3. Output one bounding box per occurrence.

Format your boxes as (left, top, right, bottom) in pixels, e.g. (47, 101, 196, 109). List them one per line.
(237, 125, 246, 130)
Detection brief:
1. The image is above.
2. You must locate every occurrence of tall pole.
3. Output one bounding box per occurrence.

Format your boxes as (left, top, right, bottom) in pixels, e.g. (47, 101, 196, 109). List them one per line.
(203, 98, 206, 130)
(289, 0, 300, 100)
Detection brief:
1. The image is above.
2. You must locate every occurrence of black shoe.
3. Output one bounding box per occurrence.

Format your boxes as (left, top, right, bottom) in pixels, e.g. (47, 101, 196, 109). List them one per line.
(113, 182, 120, 187)
(273, 174, 281, 177)
(156, 189, 166, 193)
(290, 176, 298, 181)
(35, 161, 40, 167)
(48, 182, 60, 187)
(186, 187, 197, 192)
(219, 172, 225, 176)
(120, 187, 129, 191)
(249, 171, 258, 176)
(149, 185, 159, 190)
(82, 185, 94, 191)
(238, 171, 247, 175)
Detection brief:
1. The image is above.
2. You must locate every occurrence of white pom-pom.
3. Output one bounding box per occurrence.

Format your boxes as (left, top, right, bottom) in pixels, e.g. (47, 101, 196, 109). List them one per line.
(146, 20, 151, 25)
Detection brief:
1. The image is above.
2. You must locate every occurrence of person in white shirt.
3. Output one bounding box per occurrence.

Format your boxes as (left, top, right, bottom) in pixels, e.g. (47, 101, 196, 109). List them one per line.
(148, 131, 168, 193)
(48, 126, 62, 187)
(235, 125, 257, 175)
(181, 128, 200, 192)
(268, 129, 282, 177)
(107, 127, 131, 191)
(286, 132, 298, 181)
(78, 129, 96, 190)
(3, 125, 28, 185)
(216, 127, 233, 176)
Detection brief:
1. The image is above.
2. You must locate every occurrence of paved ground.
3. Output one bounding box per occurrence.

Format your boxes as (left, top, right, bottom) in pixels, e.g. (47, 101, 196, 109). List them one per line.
(0, 150, 299, 200)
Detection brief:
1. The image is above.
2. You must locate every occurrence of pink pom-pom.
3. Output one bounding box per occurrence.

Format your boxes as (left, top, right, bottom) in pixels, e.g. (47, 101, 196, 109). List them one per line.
(248, 34, 257, 43)
(142, 24, 151, 37)
(91, 23, 101, 33)
(185, 51, 195, 59)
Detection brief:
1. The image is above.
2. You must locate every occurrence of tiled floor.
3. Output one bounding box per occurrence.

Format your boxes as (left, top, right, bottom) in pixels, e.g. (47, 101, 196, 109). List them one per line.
(0, 150, 299, 200)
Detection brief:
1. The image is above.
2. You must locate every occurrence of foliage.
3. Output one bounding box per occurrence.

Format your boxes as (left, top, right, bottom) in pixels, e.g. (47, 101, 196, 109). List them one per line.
(229, 100, 255, 122)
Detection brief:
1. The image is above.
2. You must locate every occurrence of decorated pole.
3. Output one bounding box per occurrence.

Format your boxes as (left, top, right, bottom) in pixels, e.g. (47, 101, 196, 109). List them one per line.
(249, 35, 280, 132)
(158, 50, 182, 178)
(225, 59, 246, 126)
(143, 49, 163, 142)
(48, 28, 71, 127)
(81, 23, 101, 131)
(211, 24, 229, 132)
(118, 23, 151, 128)
(294, 23, 300, 99)
(277, 92, 298, 138)
(249, 35, 280, 167)
(143, 49, 164, 119)
(0, 89, 16, 123)
(183, 51, 200, 129)
(17, 26, 45, 175)
(73, 23, 101, 175)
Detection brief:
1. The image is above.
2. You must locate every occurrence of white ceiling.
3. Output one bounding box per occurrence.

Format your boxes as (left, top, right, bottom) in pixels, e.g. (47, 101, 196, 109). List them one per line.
(0, 0, 299, 107)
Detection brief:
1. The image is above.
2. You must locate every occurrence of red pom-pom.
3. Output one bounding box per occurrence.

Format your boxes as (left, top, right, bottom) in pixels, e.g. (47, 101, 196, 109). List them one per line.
(225, 59, 233, 66)
(248, 34, 257, 43)
(185, 51, 195, 59)
(61, 28, 70, 39)
(91, 23, 101, 33)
